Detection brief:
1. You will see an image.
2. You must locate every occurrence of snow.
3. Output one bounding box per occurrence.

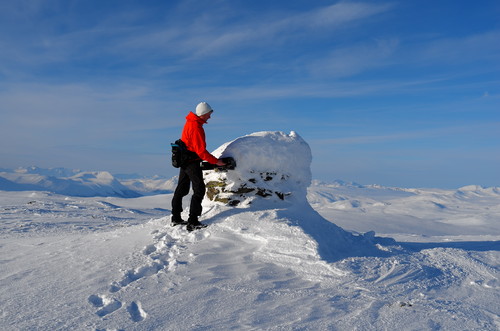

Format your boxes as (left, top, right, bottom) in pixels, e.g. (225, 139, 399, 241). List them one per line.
(211, 131, 312, 200)
(1, 131, 499, 330)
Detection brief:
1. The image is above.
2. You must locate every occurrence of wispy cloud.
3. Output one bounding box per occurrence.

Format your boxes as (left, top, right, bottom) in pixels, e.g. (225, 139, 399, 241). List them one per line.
(29, 2, 392, 62)
(418, 30, 500, 65)
(308, 38, 399, 78)
(313, 123, 500, 146)
(293, 1, 393, 29)
(0, 1, 395, 83)
(0, 82, 184, 136)
(186, 2, 393, 58)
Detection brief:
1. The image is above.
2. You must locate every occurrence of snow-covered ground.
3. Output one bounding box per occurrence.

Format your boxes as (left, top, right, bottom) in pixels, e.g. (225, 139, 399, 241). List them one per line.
(1, 132, 499, 330)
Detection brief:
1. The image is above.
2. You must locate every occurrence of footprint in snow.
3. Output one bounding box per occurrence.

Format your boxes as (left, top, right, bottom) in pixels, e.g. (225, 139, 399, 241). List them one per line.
(142, 243, 157, 255)
(88, 294, 104, 307)
(110, 261, 166, 293)
(128, 301, 147, 322)
(88, 294, 122, 317)
(88, 223, 207, 321)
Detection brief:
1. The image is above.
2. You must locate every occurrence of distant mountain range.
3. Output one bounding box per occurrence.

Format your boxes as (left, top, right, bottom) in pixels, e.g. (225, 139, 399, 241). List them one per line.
(2, 167, 496, 199)
(0, 167, 177, 198)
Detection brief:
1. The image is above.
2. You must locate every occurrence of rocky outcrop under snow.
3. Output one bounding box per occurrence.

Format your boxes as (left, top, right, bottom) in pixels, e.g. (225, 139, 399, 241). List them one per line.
(202, 131, 392, 261)
(203, 131, 312, 206)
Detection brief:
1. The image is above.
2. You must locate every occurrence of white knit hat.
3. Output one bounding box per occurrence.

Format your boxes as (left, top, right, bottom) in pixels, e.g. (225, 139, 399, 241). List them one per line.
(195, 102, 214, 116)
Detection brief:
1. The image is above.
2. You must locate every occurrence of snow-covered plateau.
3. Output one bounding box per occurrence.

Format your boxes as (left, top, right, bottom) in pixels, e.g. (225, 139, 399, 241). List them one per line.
(1, 131, 499, 330)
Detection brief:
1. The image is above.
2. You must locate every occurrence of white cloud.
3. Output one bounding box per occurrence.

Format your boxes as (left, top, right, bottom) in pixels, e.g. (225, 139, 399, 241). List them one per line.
(415, 30, 500, 65)
(313, 123, 500, 146)
(309, 38, 399, 78)
(193, 2, 392, 56)
(301, 1, 393, 29)
(110, 2, 393, 60)
(0, 81, 184, 142)
(0, 1, 395, 83)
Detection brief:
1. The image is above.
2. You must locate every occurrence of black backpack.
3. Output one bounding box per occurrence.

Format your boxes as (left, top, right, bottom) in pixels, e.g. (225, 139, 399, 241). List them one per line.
(171, 139, 197, 168)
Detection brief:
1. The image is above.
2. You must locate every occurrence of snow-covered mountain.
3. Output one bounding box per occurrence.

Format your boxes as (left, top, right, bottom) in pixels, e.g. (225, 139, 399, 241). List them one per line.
(0, 168, 140, 198)
(117, 175, 177, 195)
(0, 167, 177, 197)
(12, 166, 83, 177)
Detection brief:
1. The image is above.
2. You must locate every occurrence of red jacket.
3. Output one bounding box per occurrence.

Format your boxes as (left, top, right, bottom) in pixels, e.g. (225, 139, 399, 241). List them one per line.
(181, 112, 219, 164)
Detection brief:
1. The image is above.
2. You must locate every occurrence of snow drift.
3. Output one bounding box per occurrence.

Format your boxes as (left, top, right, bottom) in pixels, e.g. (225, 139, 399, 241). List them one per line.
(201, 131, 387, 262)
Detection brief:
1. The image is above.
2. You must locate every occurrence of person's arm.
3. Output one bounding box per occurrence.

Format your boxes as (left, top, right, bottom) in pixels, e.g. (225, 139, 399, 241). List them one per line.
(190, 128, 220, 164)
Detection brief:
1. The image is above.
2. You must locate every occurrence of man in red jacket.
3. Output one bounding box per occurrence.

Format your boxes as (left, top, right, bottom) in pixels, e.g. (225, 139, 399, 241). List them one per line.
(171, 102, 225, 231)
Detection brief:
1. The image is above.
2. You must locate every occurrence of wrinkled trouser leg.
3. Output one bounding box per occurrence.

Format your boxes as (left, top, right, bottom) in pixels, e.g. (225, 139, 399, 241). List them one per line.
(171, 167, 190, 217)
(171, 162, 205, 219)
(186, 162, 205, 219)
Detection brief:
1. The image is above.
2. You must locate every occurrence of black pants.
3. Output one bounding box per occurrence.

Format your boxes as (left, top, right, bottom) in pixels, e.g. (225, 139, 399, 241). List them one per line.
(171, 161, 205, 220)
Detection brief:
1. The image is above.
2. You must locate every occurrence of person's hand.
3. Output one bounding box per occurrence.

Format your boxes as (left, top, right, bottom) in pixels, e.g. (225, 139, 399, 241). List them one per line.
(216, 159, 226, 167)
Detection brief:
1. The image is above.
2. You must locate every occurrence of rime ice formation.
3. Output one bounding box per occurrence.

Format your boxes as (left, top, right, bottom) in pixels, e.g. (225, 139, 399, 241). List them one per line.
(203, 131, 312, 206)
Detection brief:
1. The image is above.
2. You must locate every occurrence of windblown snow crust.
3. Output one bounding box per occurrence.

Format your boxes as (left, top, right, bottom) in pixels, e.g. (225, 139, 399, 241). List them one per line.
(1, 182, 499, 329)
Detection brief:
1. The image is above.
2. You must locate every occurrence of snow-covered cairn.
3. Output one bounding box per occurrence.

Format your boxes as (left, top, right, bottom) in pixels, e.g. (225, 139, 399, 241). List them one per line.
(204, 131, 312, 206)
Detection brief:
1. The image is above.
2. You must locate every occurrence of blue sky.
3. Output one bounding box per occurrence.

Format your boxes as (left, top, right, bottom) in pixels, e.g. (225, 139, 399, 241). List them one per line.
(1, 0, 499, 188)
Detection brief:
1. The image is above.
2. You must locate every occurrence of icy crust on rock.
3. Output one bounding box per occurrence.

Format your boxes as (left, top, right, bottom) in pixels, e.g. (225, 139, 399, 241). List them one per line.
(204, 131, 312, 206)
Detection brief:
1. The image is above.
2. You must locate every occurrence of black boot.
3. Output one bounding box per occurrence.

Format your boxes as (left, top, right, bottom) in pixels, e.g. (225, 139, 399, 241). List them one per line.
(187, 216, 207, 232)
(171, 214, 187, 226)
